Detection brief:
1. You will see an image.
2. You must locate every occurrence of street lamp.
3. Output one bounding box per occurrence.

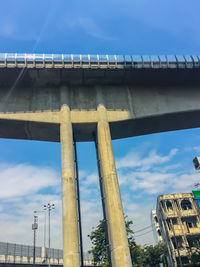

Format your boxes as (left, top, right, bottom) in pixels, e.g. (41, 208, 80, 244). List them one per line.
(43, 203, 55, 267)
(34, 209, 47, 262)
(32, 214, 38, 267)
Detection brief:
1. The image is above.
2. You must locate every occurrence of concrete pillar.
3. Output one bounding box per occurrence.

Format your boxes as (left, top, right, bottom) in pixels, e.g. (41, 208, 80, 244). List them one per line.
(60, 86, 80, 267)
(96, 87, 132, 267)
(41, 247, 46, 263)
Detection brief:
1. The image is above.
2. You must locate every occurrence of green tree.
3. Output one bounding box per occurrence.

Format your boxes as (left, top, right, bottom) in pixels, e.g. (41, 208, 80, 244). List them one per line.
(88, 219, 109, 266)
(88, 218, 168, 267)
(88, 217, 138, 266)
(141, 243, 168, 267)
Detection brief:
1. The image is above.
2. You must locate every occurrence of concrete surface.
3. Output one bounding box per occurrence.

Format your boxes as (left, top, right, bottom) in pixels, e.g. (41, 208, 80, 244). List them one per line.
(1, 60, 200, 267)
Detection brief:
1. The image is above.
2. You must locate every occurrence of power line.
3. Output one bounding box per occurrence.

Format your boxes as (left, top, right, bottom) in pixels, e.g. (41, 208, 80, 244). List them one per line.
(134, 224, 153, 233)
(134, 229, 153, 238)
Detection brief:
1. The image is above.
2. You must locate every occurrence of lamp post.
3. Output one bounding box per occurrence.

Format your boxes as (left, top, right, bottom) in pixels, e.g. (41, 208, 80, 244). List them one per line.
(32, 214, 38, 267)
(43, 203, 55, 267)
(34, 210, 47, 262)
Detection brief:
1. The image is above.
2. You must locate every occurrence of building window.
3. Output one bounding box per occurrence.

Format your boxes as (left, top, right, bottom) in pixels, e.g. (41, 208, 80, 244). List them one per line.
(154, 216, 158, 223)
(166, 201, 173, 211)
(182, 217, 197, 229)
(157, 229, 161, 236)
(187, 237, 200, 247)
(172, 236, 183, 249)
(172, 218, 178, 225)
(181, 199, 192, 210)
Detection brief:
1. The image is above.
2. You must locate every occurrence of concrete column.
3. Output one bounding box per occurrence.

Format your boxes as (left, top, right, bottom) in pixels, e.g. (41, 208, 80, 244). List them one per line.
(96, 87, 132, 267)
(60, 86, 80, 267)
(41, 247, 46, 263)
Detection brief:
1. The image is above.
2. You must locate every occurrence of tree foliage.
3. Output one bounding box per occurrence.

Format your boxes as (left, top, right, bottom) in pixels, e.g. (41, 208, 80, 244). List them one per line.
(88, 217, 168, 267)
(187, 246, 200, 267)
(140, 243, 168, 267)
(88, 219, 109, 266)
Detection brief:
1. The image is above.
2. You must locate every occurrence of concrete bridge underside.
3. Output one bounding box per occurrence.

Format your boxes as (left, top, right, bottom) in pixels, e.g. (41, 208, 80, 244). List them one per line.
(0, 68, 200, 141)
(0, 59, 200, 267)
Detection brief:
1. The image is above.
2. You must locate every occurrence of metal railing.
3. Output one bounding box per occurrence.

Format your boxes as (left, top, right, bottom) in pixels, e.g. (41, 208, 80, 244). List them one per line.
(0, 242, 41, 258)
(0, 242, 92, 265)
(0, 53, 199, 69)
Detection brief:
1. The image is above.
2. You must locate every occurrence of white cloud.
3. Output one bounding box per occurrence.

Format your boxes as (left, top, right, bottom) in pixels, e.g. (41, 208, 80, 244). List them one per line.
(0, 193, 62, 248)
(116, 146, 200, 246)
(81, 172, 98, 186)
(0, 163, 62, 247)
(189, 145, 200, 154)
(171, 172, 200, 192)
(0, 163, 59, 200)
(153, 163, 181, 173)
(119, 170, 175, 194)
(116, 148, 178, 170)
(0, 163, 103, 251)
(1, 146, 197, 252)
(117, 146, 199, 196)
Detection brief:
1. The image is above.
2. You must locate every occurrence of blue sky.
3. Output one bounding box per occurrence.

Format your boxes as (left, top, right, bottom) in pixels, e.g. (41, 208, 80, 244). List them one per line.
(0, 0, 200, 252)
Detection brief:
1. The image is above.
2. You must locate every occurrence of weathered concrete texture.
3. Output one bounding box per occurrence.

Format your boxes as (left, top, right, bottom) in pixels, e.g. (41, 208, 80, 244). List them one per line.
(0, 84, 200, 141)
(0, 64, 200, 267)
(97, 88, 132, 267)
(60, 87, 80, 267)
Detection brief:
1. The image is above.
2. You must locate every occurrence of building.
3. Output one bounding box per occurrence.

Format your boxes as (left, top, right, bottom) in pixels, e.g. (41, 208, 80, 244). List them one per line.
(156, 193, 200, 266)
(151, 210, 163, 243)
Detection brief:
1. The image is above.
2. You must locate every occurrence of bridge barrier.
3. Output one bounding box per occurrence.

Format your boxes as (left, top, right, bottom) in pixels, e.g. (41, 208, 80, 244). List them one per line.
(0, 53, 199, 69)
(0, 242, 93, 266)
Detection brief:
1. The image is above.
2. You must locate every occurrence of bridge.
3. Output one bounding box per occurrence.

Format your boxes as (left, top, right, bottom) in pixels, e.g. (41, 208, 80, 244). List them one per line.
(0, 53, 200, 267)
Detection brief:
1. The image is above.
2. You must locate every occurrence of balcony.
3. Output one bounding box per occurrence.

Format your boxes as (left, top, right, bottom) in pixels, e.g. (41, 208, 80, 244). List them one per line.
(180, 209, 198, 217)
(164, 210, 177, 218)
(168, 226, 183, 237)
(186, 226, 200, 235)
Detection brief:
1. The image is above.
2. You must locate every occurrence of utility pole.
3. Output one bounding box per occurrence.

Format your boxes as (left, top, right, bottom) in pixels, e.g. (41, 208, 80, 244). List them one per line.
(34, 209, 47, 262)
(43, 208, 47, 262)
(44, 203, 55, 267)
(32, 214, 38, 267)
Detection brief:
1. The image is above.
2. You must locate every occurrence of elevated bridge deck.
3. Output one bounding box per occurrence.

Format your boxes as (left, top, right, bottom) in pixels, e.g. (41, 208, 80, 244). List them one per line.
(1, 53, 200, 267)
(0, 53, 200, 141)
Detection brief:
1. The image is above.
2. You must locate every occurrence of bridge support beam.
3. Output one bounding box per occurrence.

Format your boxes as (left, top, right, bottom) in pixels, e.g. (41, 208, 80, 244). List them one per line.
(60, 87, 80, 267)
(96, 88, 132, 267)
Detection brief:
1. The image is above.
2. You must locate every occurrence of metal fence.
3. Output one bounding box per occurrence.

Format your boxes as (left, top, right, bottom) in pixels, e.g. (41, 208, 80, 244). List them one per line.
(0, 242, 41, 258)
(45, 248, 63, 260)
(0, 53, 199, 69)
(0, 242, 92, 265)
